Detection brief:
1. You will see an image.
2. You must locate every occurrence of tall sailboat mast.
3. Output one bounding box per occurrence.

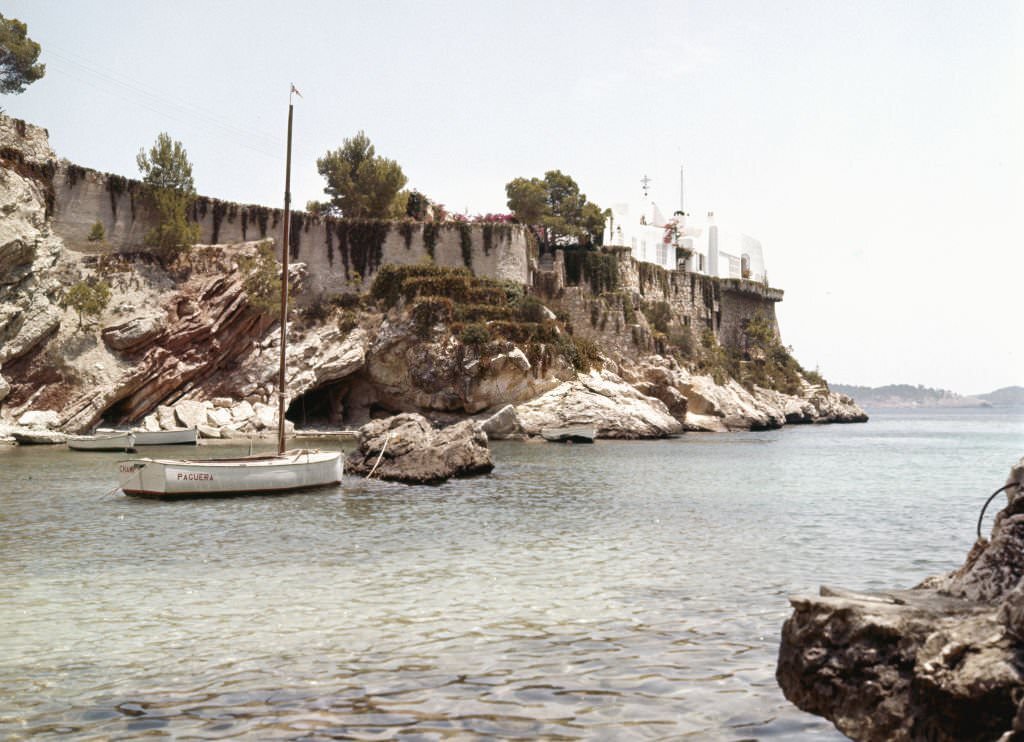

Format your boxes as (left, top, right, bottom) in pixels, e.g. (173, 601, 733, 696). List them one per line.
(276, 89, 296, 456)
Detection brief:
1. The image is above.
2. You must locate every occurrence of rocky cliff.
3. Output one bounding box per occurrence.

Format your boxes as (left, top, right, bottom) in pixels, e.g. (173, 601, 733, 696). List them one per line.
(776, 459, 1024, 741)
(0, 115, 865, 441)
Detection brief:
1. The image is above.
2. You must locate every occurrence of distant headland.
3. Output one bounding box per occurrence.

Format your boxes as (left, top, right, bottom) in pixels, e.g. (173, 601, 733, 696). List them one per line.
(830, 384, 1024, 409)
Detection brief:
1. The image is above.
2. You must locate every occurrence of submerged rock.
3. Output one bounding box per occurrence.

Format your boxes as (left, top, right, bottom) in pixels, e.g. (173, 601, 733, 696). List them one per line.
(776, 458, 1024, 741)
(345, 412, 494, 484)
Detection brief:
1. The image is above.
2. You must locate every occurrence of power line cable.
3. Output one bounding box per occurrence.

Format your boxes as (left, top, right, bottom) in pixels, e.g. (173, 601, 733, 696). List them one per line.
(44, 46, 282, 160)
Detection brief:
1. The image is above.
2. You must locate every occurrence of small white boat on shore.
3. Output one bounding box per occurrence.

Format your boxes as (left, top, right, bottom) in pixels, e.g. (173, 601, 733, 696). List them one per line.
(540, 425, 596, 443)
(118, 449, 342, 498)
(69, 427, 198, 451)
(114, 91, 343, 499)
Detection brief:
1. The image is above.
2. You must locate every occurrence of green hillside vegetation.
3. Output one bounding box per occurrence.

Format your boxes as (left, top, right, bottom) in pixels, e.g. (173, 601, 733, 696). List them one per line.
(693, 314, 818, 395)
(369, 264, 601, 373)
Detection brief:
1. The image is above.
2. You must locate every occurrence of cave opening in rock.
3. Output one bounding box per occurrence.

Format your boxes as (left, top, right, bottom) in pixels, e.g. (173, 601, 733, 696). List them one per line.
(100, 394, 138, 427)
(286, 381, 347, 429)
(285, 373, 394, 429)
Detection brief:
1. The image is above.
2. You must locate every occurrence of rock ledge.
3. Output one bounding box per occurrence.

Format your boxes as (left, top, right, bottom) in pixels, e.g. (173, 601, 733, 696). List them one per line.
(776, 458, 1024, 741)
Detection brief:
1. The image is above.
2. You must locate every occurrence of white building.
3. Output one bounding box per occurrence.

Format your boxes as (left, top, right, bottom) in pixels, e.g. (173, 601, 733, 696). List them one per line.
(603, 198, 768, 283)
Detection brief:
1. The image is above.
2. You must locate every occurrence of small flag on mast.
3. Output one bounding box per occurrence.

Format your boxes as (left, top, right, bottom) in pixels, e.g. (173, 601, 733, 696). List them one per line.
(290, 83, 303, 98)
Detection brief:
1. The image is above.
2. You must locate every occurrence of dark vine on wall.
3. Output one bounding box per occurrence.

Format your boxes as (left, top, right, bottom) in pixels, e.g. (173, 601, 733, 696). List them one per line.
(192, 197, 209, 222)
(454, 222, 473, 270)
(289, 211, 304, 259)
(398, 220, 414, 250)
(422, 222, 441, 261)
(637, 261, 671, 298)
(328, 219, 390, 281)
(253, 206, 271, 237)
(563, 247, 619, 295)
(105, 174, 130, 219)
(211, 200, 228, 244)
(481, 223, 512, 256)
(64, 163, 88, 188)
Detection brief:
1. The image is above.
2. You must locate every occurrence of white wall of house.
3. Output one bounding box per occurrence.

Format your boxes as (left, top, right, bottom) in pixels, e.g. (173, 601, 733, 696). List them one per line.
(604, 201, 767, 282)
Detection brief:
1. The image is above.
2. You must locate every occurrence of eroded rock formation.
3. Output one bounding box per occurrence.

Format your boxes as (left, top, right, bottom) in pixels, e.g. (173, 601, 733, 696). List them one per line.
(515, 368, 682, 439)
(345, 413, 493, 484)
(776, 458, 1024, 741)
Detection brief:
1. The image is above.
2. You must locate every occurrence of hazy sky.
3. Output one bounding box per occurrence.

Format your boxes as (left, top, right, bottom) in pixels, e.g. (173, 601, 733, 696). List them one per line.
(5, 1, 1021, 394)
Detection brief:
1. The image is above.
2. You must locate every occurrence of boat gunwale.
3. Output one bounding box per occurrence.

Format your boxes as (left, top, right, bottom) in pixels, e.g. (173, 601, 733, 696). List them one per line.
(118, 449, 340, 468)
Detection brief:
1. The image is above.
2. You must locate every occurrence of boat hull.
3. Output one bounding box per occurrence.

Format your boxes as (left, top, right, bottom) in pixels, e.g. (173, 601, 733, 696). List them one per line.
(118, 450, 343, 498)
(540, 425, 596, 443)
(70, 427, 198, 451)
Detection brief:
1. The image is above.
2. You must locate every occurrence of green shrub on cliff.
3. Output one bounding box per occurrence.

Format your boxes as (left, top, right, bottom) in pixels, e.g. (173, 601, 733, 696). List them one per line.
(411, 297, 453, 339)
(641, 301, 672, 335)
(137, 132, 200, 263)
(87, 221, 105, 243)
(459, 322, 491, 348)
(62, 277, 111, 329)
(238, 241, 285, 316)
(369, 263, 602, 374)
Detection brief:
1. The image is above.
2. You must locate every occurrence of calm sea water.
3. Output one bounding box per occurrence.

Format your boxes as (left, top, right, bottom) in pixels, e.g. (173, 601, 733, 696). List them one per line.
(1, 408, 1021, 740)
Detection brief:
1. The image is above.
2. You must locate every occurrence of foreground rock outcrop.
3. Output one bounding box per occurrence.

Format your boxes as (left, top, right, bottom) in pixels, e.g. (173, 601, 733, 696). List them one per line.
(515, 368, 682, 439)
(777, 458, 1024, 741)
(345, 413, 494, 484)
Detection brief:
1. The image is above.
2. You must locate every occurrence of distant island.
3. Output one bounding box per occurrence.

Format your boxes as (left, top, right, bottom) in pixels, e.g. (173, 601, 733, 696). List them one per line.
(832, 384, 1024, 409)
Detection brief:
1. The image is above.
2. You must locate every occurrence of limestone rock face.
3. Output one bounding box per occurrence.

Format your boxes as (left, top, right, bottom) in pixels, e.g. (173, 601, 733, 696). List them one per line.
(0, 164, 66, 367)
(17, 409, 60, 429)
(515, 369, 682, 439)
(101, 315, 166, 352)
(359, 319, 570, 418)
(776, 458, 1024, 741)
(479, 404, 522, 440)
(616, 356, 867, 432)
(288, 326, 368, 396)
(345, 412, 494, 484)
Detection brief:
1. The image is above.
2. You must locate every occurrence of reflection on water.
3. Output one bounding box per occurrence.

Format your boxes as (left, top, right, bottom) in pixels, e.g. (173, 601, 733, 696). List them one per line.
(1, 408, 1021, 739)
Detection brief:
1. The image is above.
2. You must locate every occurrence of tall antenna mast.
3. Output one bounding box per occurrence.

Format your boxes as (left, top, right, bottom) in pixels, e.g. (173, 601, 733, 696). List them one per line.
(679, 165, 685, 214)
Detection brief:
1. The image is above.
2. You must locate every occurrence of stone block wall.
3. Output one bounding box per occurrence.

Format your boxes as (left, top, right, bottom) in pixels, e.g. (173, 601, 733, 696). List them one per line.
(717, 279, 783, 349)
(47, 161, 529, 297)
(553, 245, 782, 357)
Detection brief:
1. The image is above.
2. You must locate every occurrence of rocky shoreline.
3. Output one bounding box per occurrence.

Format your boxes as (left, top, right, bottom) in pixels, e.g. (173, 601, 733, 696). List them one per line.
(776, 458, 1024, 741)
(0, 114, 866, 446)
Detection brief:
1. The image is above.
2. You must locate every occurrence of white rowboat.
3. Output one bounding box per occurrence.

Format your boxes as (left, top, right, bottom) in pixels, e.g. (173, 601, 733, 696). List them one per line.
(540, 425, 596, 443)
(118, 449, 342, 498)
(70, 427, 198, 451)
